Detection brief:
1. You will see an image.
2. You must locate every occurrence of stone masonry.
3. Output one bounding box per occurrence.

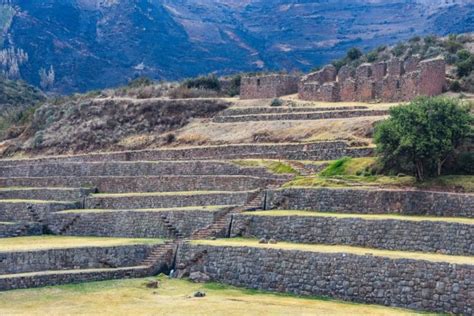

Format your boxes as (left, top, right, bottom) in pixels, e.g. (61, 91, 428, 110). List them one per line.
(299, 57, 446, 102)
(177, 243, 473, 315)
(240, 74, 300, 99)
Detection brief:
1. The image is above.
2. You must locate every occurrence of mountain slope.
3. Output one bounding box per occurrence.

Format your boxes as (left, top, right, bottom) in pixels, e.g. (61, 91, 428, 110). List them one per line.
(1, 0, 473, 93)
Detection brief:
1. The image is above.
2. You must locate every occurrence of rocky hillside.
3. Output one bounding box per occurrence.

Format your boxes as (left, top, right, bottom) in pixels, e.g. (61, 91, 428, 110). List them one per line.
(0, 0, 473, 93)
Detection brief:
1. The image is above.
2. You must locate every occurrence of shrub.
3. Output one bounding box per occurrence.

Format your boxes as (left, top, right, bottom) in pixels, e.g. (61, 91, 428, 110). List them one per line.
(270, 98, 283, 107)
(392, 43, 407, 57)
(127, 77, 154, 88)
(225, 74, 241, 97)
(366, 51, 378, 63)
(456, 56, 474, 77)
(374, 97, 472, 181)
(346, 47, 362, 61)
(183, 74, 221, 91)
(457, 49, 472, 61)
(450, 80, 462, 92)
(453, 152, 474, 174)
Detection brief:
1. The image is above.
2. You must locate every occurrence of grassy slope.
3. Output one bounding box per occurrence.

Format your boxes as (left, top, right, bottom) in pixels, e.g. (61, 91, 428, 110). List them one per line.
(0, 276, 429, 316)
(194, 239, 473, 265)
(0, 236, 163, 252)
(285, 157, 474, 192)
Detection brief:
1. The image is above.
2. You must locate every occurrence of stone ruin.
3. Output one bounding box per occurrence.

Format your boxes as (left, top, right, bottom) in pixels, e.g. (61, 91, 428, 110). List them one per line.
(299, 57, 446, 102)
(240, 74, 299, 99)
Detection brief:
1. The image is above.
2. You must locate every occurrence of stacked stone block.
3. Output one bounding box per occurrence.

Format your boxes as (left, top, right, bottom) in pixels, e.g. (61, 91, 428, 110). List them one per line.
(298, 57, 446, 102)
(240, 74, 300, 99)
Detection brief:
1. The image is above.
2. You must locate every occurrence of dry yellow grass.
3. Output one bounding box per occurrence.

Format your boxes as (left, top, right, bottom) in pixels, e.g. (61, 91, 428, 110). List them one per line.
(0, 276, 429, 316)
(193, 239, 474, 265)
(247, 210, 474, 224)
(0, 236, 163, 252)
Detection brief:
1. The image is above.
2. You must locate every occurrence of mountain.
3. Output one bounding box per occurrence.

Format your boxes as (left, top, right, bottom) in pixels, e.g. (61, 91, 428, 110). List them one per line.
(0, 0, 473, 93)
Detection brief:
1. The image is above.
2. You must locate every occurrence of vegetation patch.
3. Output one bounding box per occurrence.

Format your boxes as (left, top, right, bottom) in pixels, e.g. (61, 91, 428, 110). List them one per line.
(0, 276, 427, 315)
(232, 159, 299, 175)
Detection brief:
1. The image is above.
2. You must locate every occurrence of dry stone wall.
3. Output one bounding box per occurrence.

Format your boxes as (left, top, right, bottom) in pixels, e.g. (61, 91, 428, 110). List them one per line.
(177, 244, 473, 314)
(299, 57, 446, 102)
(0, 222, 42, 238)
(231, 214, 474, 255)
(240, 75, 299, 99)
(0, 245, 153, 275)
(265, 188, 474, 217)
(0, 202, 80, 222)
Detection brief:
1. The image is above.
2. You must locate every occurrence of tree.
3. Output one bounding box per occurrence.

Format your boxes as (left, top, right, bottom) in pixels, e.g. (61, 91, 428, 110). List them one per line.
(374, 97, 472, 181)
(39, 65, 55, 90)
(346, 47, 362, 60)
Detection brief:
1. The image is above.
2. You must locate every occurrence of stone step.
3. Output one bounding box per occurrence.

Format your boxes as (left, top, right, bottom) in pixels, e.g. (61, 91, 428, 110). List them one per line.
(0, 266, 152, 291)
(0, 161, 276, 178)
(178, 240, 474, 315)
(84, 191, 256, 210)
(0, 187, 95, 201)
(213, 109, 389, 123)
(265, 187, 474, 218)
(0, 221, 42, 238)
(217, 105, 369, 116)
(0, 200, 80, 222)
(0, 141, 362, 164)
(232, 211, 474, 256)
(48, 206, 235, 238)
(0, 175, 284, 194)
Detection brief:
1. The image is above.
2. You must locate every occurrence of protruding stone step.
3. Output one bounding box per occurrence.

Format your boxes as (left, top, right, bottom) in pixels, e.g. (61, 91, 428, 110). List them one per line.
(0, 200, 80, 222)
(177, 239, 474, 315)
(0, 187, 95, 201)
(265, 188, 474, 218)
(48, 206, 235, 238)
(232, 210, 474, 255)
(0, 175, 284, 194)
(213, 109, 389, 123)
(84, 191, 258, 210)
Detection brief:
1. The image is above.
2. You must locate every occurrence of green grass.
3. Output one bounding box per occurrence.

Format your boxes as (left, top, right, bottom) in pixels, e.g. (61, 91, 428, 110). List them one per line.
(0, 276, 431, 315)
(0, 236, 163, 252)
(233, 159, 299, 174)
(193, 238, 474, 265)
(245, 210, 474, 224)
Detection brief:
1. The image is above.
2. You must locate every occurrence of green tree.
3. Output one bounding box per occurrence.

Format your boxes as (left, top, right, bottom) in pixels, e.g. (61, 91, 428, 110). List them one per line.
(346, 47, 362, 60)
(374, 97, 472, 180)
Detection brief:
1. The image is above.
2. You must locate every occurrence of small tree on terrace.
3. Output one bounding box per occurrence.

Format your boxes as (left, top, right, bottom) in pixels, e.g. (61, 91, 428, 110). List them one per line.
(374, 97, 472, 181)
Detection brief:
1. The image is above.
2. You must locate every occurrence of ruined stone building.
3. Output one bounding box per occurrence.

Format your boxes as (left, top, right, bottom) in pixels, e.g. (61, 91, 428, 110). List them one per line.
(299, 57, 446, 102)
(240, 74, 300, 99)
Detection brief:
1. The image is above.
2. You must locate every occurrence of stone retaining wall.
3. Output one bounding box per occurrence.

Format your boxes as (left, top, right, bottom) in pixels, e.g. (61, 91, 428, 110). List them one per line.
(84, 191, 254, 209)
(177, 244, 473, 314)
(48, 209, 224, 238)
(0, 244, 153, 274)
(0, 202, 80, 222)
(265, 188, 474, 217)
(0, 265, 152, 291)
(213, 109, 388, 123)
(240, 75, 300, 99)
(0, 176, 275, 194)
(0, 188, 94, 201)
(231, 214, 474, 255)
(0, 141, 353, 165)
(0, 222, 42, 238)
(217, 105, 368, 116)
(0, 161, 272, 178)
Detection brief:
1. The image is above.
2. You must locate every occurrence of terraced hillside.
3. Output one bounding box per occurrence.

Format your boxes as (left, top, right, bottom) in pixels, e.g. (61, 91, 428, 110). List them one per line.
(0, 96, 472, 315)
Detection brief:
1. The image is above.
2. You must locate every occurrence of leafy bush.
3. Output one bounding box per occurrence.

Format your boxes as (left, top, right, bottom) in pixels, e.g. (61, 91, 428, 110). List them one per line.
(456, 56, 474, 77)
(183, 74, 221, 91)
(392, 43, 407, 57)
(450, 80, 462, 92)
(224, 74, 241, 97)
(270, 98, 283, 107)
(127, 77, 154, 88)
(346, 47, 362, 60)
(366, 51, 378, 63)
(374, 97, 472, 181)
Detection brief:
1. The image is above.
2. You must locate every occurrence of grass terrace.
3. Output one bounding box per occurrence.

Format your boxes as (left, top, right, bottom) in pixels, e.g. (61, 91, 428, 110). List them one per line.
(233, 159, 299, 174)
(0, 276, 431, 315)
(91, 190, 255, 198)
(193, 239, 474, 265)
(57, 205, 235, 214)
(246, 210, 474, 224)
(0, 236, 164, 252)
